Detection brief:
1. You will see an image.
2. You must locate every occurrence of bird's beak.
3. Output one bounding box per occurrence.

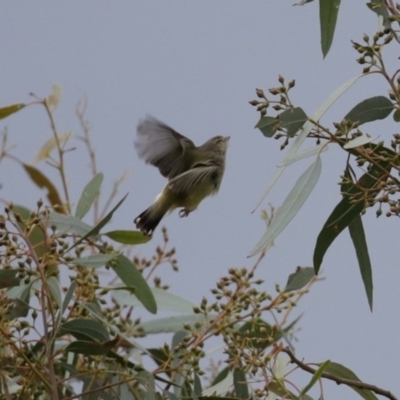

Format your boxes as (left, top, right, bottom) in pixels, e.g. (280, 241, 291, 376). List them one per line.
(225, 136, 230, 142)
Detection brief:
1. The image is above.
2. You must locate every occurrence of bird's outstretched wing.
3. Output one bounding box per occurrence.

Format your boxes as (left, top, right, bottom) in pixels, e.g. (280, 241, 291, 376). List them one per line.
(135, 115, 195, 178)
(167, 160, 223, 197)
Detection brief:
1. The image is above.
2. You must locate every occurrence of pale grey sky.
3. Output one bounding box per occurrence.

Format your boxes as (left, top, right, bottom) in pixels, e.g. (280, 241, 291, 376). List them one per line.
(1, 2, 398, 397)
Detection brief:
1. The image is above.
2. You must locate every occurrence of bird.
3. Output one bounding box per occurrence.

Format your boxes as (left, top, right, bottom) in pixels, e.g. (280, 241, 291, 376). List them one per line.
(133, 116, 229, 235)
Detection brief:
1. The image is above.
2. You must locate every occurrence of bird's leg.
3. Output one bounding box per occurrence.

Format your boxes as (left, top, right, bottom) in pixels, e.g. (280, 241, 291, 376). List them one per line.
(179, 208, 192, 218)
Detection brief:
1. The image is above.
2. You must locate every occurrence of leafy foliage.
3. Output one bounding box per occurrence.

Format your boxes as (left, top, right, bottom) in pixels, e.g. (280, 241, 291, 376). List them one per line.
(1, 3, 398, 399)
(250, 21, 400, 318)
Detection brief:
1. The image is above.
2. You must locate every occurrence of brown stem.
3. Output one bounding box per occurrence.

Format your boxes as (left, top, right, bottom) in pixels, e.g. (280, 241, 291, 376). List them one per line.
(42, 99, 71, 213)
(281, 347, 397, 400)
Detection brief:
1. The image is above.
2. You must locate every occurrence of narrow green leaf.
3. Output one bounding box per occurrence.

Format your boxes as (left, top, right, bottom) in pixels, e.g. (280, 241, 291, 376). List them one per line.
(233, 368, 249, 399)
(47, 276, 62, 309)
(343, 134, 375, 149)
(0, 269, 20, 289)
(314, 159, 390, 273)
(301, 360, 330, 396)
(320, 0, 341, 57)
(73, 254, 117, 268)
(269, 379, 313, 399)
(211, 366, 230, 386)
(48, 211, 93, 236)
(22, 164, 65, 212)
(4, 282, 32, 320)
(344, 96, 393, 125)
(60, 319, 110, 342)
(194, 373, 202, 396)
(66, 193, 128, 252)
(284, 267, 315, 292)
(202, 371, 233, 396)
(282, 143, 328, 166)
(66, 339, 116, 356)
(348, 215, 373, 311)
(61, 280, 76, 314)
(255, 116, 278, 138)
(104, 229, 150, 245)
(0, 103, 25, 120)
(112, 286, 196, 313)
(324, 362, 379, 400)
(109, 254, 157, 314)
(249, 156, 322, 257)
(279, 107, 308, 137)
(139, 314, 212, 334)
(75, 172, 104, 219)
(136, 371, 156, 400)
(294, 0, 315, 5)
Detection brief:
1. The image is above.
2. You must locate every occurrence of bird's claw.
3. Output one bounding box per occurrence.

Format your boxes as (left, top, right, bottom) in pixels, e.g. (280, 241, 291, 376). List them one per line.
(179, 208, 190, 218)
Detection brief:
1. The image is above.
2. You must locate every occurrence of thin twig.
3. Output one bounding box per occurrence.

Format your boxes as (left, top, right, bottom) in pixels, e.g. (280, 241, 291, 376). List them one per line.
(42, 99, 71, 213)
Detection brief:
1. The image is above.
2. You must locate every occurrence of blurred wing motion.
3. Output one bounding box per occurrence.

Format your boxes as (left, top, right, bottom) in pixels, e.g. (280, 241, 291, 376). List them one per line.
(135, 115, 195, 178)
(167, 160, 224, 197)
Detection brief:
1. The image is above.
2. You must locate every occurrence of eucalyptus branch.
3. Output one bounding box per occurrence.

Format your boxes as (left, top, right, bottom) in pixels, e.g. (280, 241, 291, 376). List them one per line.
(42, 99, 71, 213)
(62, 375, 138, 400)
(281, 347, 397, 400)
(0, 326, 52, 390)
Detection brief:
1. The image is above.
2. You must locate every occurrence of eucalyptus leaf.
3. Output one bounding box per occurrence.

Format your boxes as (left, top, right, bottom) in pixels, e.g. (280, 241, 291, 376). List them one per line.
(47, 211, 94, 236)
(73, 254, 118, 268)
(0, 269, 20, 289)
(60, 318, 110, 342)
(320, 0, 341, 57)
(344, 96, 393, 125)
(393, 108, 400, 122)
(61, 280, 77, 314)
(249, 156, 322, 257)
(112, 286, 196, 313)
(202, 371, 233, 396)
(279, 107, 308, 137)
(314, 157, 391, 273)
(324, 362, 379, 400)
(47, 276, 62, 309)
(343, 135, 376, 149)
(281, 143, 328, 166)
(255, 116, 278, 137)
(139, 314, 214, 334)
(33, 132, 72, 164)
(349, 215, 373, 311)
(253, 74, 363, 213)
(13, 205, 47, 260)
(22, 164, 65, 212)
(233, 368, 249, 399)
(109, 254, 157, 314)
(300, 360, 330, 396)
(0, 103, 25, 120)
(104, 229, 150, 245)
(284, 267, 315, 292)
(67, 193, 128, 252)
(75, 173, 104, 219)
(66, 339, 116, 356)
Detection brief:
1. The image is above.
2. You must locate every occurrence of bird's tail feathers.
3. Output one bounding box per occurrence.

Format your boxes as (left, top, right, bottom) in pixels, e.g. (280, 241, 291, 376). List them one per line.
(134, 200, 169, 236)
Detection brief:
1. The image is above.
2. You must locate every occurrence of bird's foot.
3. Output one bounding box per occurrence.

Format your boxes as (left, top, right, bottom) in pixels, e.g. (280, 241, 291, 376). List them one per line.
(179, 208, 191, 218)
